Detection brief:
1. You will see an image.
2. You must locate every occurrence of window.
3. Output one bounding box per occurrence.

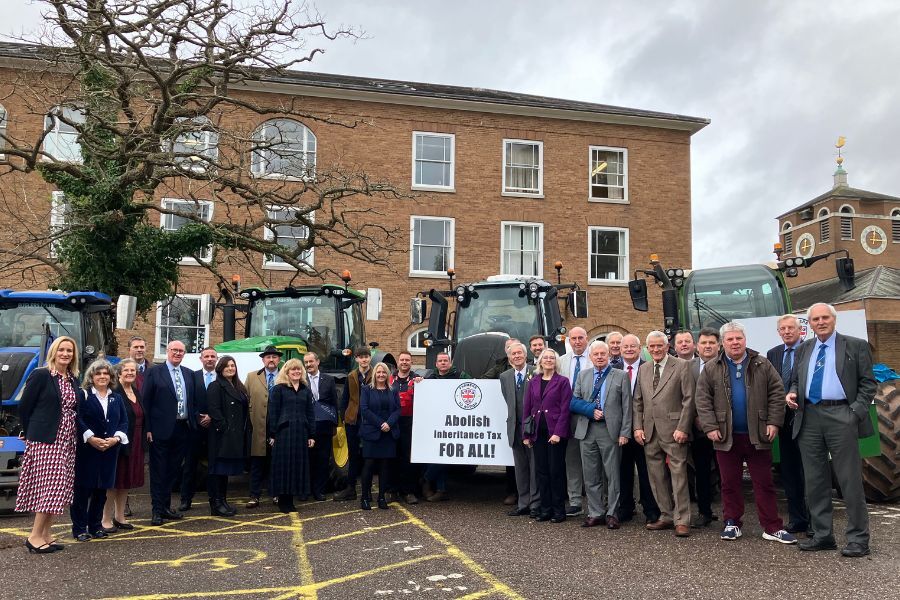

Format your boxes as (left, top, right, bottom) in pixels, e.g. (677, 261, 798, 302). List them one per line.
(892, 209, 900, 243)
(818, 208, 830, 242)
(501, 221, 543, 277)
(0, 104, 7, 157)
(588, 227, 629, 283)
(407, 328, 428, 356)
(411, 132, 455, 191)
(589, 146, 627, 201)
(503, 140, 543, 196)
(49, 191, 70, 258)
(44, 105, 85, 163)
(160, 198, 213, 264)
(410, 216, 454, 277)
(251, 119, 316, 179)
(782, 222, 793, 256)
(172, 116, 218, 171)
(263, 206, 313, 269)
(840, 205, 854, 239)
(155, 294, 210, 356)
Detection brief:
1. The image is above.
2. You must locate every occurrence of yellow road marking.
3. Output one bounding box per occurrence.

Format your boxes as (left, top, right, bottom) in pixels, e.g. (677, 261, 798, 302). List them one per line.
(289, 512, 316, 600)
(132, 549, 267, 572)
(304, 519, 411, 546)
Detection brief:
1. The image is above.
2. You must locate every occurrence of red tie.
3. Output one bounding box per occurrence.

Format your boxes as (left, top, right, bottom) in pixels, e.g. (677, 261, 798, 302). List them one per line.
(627, 365, 634, 387)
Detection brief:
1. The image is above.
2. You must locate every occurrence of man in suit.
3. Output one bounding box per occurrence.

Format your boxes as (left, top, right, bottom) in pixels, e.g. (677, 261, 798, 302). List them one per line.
(143, 340, 197, 525)
(766, 314, 810, 534)
(128, 336, 150, 392)
(528, 335, 545, 367)
(179, 346, 215, 511)
(606, 331, 624, 369)
(695, 322, 796, 544)
(786, 303, 876, 557)
(501, 341, 539, 517)
(690, 328, 720, 528)
(558, 326, 589, 516)
(305, 352, 338, 501)
(616, 333, 661, 524)
(633, 330, 695, 537)
(245, 346, 282, 507)
(674, 330, 696, 361)
(571, 340, 631, 529)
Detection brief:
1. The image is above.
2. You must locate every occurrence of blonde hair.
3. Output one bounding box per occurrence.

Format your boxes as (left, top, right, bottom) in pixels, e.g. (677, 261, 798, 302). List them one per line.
(369, 362, 392, 389)
(47, 336, 80, 378)
(82, 358, 116, 390)
(538, 349, 562, 375)
(275, 358, 307, 387)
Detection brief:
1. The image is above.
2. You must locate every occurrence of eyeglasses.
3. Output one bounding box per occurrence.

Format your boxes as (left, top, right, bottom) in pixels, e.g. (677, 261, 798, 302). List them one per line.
(169, 349, 186, 354)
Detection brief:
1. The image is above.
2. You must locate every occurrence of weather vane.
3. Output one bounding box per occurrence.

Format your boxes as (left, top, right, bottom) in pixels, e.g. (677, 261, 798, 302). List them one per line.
(835, 135, 846, 167)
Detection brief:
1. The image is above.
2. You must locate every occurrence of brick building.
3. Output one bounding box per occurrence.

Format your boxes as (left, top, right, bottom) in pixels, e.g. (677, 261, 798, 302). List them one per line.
(0, 42, 708, 361)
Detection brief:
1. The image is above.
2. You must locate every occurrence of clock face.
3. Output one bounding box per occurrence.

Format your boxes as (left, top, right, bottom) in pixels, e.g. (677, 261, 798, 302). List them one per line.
(796, 232, 815, 258)
(860, 225, 887, 255)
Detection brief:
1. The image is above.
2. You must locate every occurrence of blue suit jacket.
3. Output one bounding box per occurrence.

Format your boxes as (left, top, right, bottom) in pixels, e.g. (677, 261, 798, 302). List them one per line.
(143, 363, 197, 440)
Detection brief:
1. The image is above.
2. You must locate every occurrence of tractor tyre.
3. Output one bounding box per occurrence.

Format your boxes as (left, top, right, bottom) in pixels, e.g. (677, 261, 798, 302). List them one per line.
(329, 421, 350, 492)
(861, 380, 900, 503)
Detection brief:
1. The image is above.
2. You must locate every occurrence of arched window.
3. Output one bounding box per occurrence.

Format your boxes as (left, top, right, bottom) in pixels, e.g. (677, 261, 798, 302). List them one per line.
(892, 208, 900, 243)
(251, 118, 316, 178)
(818, 208, 830, 242)
(172, 116, 218, 171)
(407, 328, 428, 356)
(0, 103, 7, 157)
(839, 205, 854, 240)
(44, 105, 86, 163)
(781, 221, 793, 256)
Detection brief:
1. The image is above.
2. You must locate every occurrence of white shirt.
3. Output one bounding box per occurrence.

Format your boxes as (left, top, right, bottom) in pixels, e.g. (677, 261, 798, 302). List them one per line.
(83, 386, 129, 444)
(569, 352, 588, 384)
(308, 371, 320, 401)
(623, 360, 640, 393)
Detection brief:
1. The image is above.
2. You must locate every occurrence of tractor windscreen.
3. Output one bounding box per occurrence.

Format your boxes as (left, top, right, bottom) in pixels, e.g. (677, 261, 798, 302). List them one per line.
(683, 265, 787, 332)
(455, 285, 541, 342)
(248, 295, 338, 358)
(0, 303, 81, 347)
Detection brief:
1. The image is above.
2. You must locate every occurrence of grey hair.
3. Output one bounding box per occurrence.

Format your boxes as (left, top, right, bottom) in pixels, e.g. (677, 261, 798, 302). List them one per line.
(506, 341, 527, 357)
(806, 302, 837, 321)
(719, 321, 746, 338)
(606, 331, 623, 341)
(777, 314, 800, 328)
(589, 340, 609, 354)
(82, 358, 116, 390)
(622, 333, 641, 346)
(646, 331, 668, 345)
(537, 348, 562, 375)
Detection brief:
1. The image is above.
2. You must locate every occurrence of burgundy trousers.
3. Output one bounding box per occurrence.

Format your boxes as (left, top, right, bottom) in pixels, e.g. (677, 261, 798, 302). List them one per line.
(716, 433, 783, 534)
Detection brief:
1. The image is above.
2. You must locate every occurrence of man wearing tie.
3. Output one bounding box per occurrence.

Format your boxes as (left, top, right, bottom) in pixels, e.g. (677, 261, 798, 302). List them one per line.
(500, 342, 539, 517)
(143, 340, 197, 526)
(178, 347, 215, 511)
(305, 352, 338, 501)
(244, 346, 283, 508)
(129, 336, 150, 392)
(616, 334, 661, 525)
(606, 331, 624, 369)
(786, 303, 876, 557)
(558, 327, 589, 516)
(766, 314, 810, 535)
(633, 331, 695, 537)
(571, 341, 631, 529)
(690, 328, 720, 528)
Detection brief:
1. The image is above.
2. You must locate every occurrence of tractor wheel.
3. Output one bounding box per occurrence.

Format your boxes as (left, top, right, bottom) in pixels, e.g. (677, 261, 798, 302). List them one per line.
(329, 422, 350, 492)
(862, 380, 900, 503)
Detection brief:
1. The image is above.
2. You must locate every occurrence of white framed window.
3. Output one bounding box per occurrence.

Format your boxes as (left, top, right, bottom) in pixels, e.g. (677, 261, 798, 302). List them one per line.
(263, 206, 314, 270)
(160, 198, 214, 264)
(412, 132, 454, 191)
(839, 205, 854, 239)
(818, 208, 830, 242)
(0, 103, 7, 158)
(172, 116, 218, 172)
(410, 216, 454, 277)
(501, 221, 543, 277)
(49, 191, 70, 258)
(154, 294, 210, 356)
(782, 221, 793, 256)
(43, 105, 85, 163)
(407, 327, 428, 356)
(502, 139, 543, 197)
(251, 119, 316, 179)
(588, 226, 629, 284)
(891, 209, 900, 243)
(589, 146, 627, 202)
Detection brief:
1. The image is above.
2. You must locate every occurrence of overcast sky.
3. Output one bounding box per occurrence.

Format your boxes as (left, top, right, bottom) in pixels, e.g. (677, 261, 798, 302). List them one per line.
(5, 0, 900, 269)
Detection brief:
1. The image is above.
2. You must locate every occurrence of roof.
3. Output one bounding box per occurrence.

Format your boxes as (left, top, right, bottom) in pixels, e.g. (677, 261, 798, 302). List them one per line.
(0, 289, 112, 305)
(789, 265, 900, 311)
(0, 41, 709, 134)
(777, 185, 900, 219)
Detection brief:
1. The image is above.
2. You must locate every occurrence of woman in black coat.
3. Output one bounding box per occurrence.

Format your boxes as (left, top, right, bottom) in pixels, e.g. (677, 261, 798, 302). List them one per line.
(206, 356, 250, 517)
(359, 362, 401, 511)
(267, 358, 316, 513)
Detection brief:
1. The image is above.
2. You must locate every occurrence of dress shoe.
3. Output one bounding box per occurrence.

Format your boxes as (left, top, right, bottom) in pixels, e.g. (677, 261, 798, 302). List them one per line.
(426, 491, 449, 502)
(405, 494, 419, 505)
(840, 542, 870, 558)
(360, 498, 372, 511)
(162, 508, 183, 520)
(150, 513, 164, 526)
(422, 480, 435, 499)
(691, 513, 715, 528)
(606, 516, 620, 530)
(581, 516, 604, 528)
(529, 509, 540, 519)
(503, 494, 517, 506)
(90, 530, 109, 539)
(536, 513, 551, 522)
(209, 500, 233, 517)
(113, 519, 134, 531)
(26, 539, 57, 554)
(246, 497, 261, 509)
(785, 521, 810, 534)
(565, 505, 583, 516)
(550, 516, 566, 524)
(799, 538, 837, 552)
(508, 507, 530, 517)
(377, 498, 390, 510)
(278, 504, 298, 514)
(333, 487, 357, 501)
(101, 525, 118, 534)
(177, 501, 192, 512)
(675, 524, 691, 537)
(48, 539, 65, 551)
(313, 493, 326, 501)
(646, 519, 674, 531)
(74, 533, 92, 542)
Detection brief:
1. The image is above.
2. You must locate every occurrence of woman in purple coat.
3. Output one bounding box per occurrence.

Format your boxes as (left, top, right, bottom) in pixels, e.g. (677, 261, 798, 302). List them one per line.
(523, 349, 571, 523)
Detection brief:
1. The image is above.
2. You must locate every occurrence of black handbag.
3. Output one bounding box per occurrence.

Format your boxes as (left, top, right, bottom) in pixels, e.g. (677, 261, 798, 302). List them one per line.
(314, 401, 338, 424)
(523, 415, 535, 437)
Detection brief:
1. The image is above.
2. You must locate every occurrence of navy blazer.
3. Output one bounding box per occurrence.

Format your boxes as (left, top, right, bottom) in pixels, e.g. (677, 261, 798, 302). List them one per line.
(19, 368, 86, 443)
(359, 386, 400, 442)
(142, 363, 197, 440)
(75, 390, 129, 489)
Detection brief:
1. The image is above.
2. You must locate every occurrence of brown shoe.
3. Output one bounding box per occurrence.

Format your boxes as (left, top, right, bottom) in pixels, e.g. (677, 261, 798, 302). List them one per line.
(426, 491, 448, 502)
(503, 494, 517, 506)
(581, 516, 604, 528)
(606, 516, 620, 530)
(646, 519, 674, 531)
(675, 524, 691, 537)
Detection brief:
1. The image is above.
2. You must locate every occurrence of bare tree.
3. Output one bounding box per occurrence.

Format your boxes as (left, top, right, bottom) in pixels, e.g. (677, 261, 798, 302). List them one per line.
(0, 0, 407, 312)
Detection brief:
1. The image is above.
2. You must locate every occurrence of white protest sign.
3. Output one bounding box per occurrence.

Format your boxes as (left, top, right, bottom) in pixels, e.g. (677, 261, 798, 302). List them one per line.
(739, 308, 868, 351)
(411, 379, 514, 466)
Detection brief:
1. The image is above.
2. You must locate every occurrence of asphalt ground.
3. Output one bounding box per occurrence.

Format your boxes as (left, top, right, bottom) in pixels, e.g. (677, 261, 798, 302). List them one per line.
(1, 468, 898, 600)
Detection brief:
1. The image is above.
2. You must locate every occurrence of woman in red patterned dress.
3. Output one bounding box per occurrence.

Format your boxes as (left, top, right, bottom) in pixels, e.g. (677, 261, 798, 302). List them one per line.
(15, 336, 85, 553)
